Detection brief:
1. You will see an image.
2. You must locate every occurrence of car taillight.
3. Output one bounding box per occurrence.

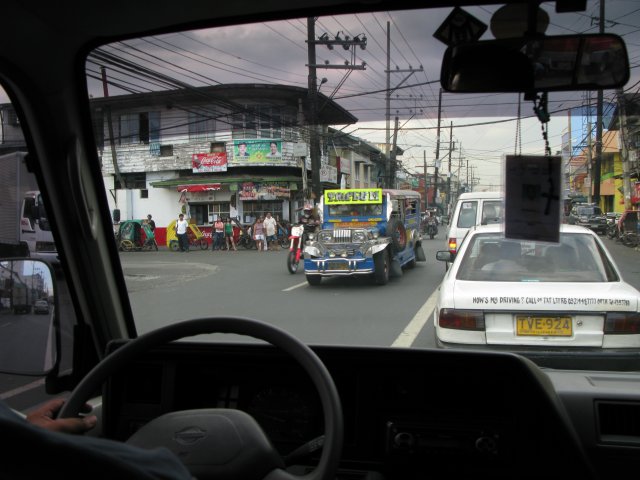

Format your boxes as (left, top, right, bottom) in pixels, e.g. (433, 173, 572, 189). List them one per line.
(448, 238, 457, 254)
(604, 312, 640, 334)
(439, 309, 485, 331)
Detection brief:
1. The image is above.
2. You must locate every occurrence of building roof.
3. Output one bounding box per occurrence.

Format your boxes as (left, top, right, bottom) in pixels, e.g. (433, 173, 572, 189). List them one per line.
(89, 83, 357, 126)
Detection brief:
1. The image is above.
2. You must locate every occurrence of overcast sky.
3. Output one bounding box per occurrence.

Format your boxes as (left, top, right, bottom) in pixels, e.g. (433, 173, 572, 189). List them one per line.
(4, 1, 640, 191)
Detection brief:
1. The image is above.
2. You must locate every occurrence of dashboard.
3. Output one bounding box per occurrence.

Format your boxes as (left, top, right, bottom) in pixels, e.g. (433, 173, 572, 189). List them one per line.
(103, 341, 640, 479)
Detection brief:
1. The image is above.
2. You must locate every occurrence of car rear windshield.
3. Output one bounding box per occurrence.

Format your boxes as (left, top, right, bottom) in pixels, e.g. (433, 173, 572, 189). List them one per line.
(456, 233, 619, 282)
(577, 206, 602, 216)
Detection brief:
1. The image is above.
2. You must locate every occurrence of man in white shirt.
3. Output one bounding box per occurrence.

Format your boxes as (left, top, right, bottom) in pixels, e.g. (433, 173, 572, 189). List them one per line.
(263, 212, 278, 251)
(175, 214, 189, 252)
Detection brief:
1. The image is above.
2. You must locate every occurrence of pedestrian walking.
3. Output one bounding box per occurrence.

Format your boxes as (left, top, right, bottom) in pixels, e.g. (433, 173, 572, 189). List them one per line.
(224, 218, 237, 251)
(213, 217, 224, 251)
(253, 216, 267, 252)
(263, 212, 278, 251)
(175, 213, 189, 252)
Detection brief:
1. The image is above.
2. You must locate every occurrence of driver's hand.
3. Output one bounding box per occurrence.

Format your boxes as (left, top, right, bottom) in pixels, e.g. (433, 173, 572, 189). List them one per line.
(26, 398, 97, 434)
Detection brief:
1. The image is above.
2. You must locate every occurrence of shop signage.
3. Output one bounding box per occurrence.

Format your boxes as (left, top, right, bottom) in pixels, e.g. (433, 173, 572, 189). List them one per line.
(232, 139, 287, 166)
(176, 184, 222, 192)
(239, 182, 291, 200)
(320, 164, 338, 183)
(192, 152, 227, 173)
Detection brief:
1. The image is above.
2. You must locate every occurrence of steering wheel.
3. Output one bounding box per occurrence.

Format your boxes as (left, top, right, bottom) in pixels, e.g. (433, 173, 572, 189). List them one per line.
(59, 317, 343, 480)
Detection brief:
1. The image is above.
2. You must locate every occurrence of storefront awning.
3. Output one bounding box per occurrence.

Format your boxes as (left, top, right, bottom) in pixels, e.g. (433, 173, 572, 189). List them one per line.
(176, 184, 222, 192)
(151, 175, 301, 189)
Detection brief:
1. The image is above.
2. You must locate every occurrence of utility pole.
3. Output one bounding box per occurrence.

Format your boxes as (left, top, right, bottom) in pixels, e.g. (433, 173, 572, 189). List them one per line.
(101, 66, 125, 197)
(446, 122, 453, 213)
(307, 19, 367, 201)
(587, 119, 598, 203)
(389, 116, 399, 188)
(433, 88, 442, 207)
(423, 150, 428, 210)
(384, 20, 423, 185)
(617, 89, 632, 210)
(306, 18, 320, 202)
(593, 0, 605, 207)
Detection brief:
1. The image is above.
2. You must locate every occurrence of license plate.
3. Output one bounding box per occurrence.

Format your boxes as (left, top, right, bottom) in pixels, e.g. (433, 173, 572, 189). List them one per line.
(327, 262, 348, 271)
(516, 316, 572, 336)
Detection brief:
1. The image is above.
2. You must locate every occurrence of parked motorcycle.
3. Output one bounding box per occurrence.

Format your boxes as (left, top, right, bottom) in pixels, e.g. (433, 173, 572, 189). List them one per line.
(605, 212, 621, 240)
(287, 224, 305, 273)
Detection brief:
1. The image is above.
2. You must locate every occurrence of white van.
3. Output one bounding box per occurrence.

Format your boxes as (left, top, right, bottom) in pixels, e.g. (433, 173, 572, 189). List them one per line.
(447, 191, 503, 255)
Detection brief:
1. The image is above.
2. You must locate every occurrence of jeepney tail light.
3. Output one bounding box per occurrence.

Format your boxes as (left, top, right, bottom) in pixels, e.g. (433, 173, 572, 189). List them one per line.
(439, 309, 485, 331)
(448, 238, 457, 254)
(604, 312, 640, 334)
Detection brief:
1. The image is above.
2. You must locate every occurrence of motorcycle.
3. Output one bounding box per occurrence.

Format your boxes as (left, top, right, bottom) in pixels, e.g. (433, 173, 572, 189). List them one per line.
(605, 212, 621, 240)
(426, 218, 438, 239)
(287, 224, 305, 273)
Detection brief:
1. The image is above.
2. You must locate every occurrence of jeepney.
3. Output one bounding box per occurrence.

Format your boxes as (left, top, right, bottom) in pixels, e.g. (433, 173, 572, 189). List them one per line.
(303, 188, 426, 285)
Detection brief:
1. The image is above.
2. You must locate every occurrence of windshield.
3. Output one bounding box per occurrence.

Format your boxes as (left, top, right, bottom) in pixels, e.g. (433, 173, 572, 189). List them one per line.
(328, 204, 383, 217)
(456, 232, 617, 282)
(62, 0, 640, 371)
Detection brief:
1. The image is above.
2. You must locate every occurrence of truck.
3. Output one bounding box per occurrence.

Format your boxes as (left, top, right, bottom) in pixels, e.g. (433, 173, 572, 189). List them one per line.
(303, 188, 427, 286)
(0, 151, 57, 262)
(11, 280, 33, 314)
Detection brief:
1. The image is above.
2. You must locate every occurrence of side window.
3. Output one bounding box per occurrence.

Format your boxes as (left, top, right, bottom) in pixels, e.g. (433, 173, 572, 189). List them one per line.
(405, 199, 418, 215)
(481, 201, 503, 225)
(457, 201, 478, 228)
(22, 196, 36, 228)
(0, 87, 66, 409)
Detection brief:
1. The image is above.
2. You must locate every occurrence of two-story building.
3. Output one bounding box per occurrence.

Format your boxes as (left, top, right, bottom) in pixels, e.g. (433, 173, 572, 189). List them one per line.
(89, 84, 358, 244)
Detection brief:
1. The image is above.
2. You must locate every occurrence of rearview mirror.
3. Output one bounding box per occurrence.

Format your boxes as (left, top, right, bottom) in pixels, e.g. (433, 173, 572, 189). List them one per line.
(0, 259, 57, 375)
(441, 34, 629, 93)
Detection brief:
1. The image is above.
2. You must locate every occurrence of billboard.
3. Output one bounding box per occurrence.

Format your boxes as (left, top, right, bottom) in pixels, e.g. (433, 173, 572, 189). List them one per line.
(232, 139, 284, 165)
(192, 153, 227, 173)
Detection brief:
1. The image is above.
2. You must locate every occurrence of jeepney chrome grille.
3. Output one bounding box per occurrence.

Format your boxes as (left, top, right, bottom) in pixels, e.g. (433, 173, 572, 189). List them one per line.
(328, 247, 358, 256)
(333, 229, 352, 243)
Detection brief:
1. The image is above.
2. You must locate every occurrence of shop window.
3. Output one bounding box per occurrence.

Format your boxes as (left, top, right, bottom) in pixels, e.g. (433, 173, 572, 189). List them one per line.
(208, 202, 231, 223)
(242, 201, 283, 224)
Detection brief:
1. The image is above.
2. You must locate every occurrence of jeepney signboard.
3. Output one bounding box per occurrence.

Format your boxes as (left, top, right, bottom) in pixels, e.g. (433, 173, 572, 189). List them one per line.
(325, 188, 382, 204)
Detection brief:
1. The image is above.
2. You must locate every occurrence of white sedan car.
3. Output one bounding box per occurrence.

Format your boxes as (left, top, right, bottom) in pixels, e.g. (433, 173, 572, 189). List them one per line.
(434, 224, 640, 350)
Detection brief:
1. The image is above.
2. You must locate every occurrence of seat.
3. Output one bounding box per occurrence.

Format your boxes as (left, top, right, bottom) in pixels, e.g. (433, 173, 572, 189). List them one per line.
(474, 242, 501, 269)
(481, 204, 498, 225)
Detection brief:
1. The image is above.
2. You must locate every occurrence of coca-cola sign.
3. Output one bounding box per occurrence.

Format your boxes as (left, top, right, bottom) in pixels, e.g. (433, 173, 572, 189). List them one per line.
(192, 152, 228, 173)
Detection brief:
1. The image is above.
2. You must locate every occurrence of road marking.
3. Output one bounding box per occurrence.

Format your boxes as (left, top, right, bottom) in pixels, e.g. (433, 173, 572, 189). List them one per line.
(391, 287, 440, 348)
(283, 281, 307, 292)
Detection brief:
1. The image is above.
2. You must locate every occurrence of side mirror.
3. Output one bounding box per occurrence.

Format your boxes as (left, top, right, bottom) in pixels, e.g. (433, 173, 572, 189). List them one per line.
(436, 251, 454, 262)
(0, 259, 57, 375)
(441, 34, 629, 93)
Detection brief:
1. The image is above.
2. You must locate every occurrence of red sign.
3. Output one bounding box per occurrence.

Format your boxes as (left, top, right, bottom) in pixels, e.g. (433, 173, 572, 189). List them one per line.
(176, 184, 222, 192)
(192, 153, 227, 173)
